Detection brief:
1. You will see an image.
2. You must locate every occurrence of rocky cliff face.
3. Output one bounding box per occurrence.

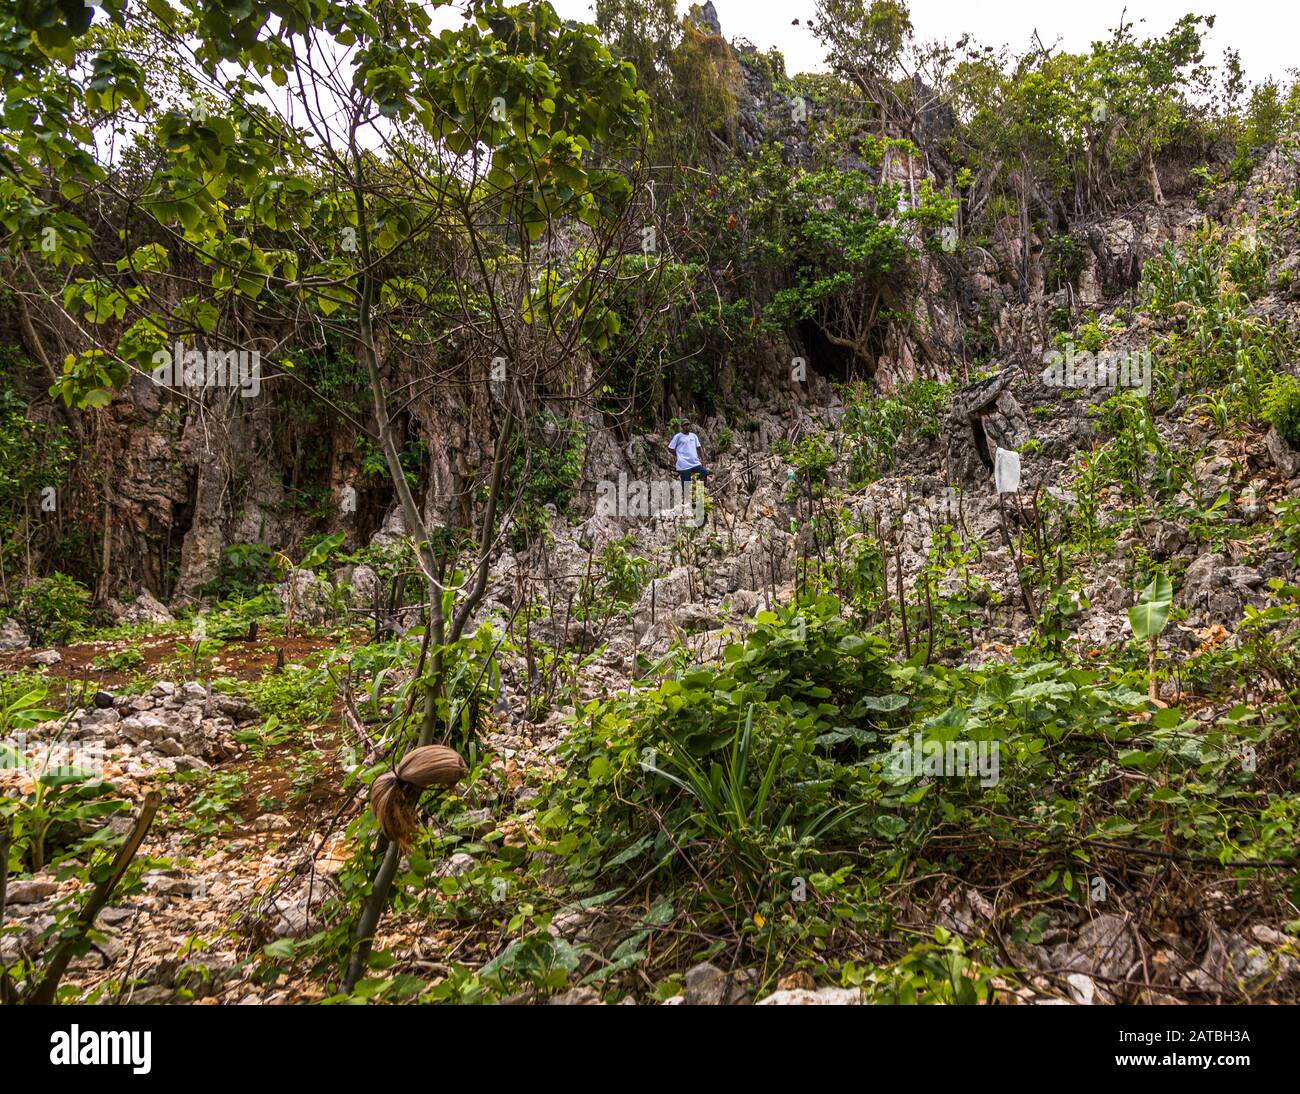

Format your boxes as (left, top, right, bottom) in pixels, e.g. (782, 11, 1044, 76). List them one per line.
(453, 142, 1300, 712)
(6, 12, 1293, 628)
(8, 188, 1220, 617)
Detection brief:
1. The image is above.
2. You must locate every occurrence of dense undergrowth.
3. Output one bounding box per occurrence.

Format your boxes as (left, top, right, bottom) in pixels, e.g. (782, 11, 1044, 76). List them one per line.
(4, 0, 1300, 1007)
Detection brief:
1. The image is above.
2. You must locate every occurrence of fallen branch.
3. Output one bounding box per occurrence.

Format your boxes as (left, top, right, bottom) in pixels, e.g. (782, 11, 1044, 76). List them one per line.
(335, 664, 382, 765)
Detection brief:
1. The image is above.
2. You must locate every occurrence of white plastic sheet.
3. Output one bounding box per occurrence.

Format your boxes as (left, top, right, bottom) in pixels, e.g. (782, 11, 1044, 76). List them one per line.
(994, 447, 1021, 494)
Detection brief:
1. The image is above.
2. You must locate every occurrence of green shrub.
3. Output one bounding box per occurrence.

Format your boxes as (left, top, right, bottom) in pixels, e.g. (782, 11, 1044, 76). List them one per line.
(508, 412, 585, 547)
(1263, 374, 1300, 445)
(201, 542, 274, 599)
(91, 647, 145, 672)
(781, 431, 837, 494)
(579, 534, 650, 619)
(841, 378, 952, 483)
(12, 573, 91, 645)
(1140, 225, 1286, 419)
(548, 595, 898, 898)
(1275, 498, 1300, 559)
(1042, 235, 1085, 293)
(206, 592, 283, 639)
(0, 761, 131, 872)
(238, 664, 333, 724)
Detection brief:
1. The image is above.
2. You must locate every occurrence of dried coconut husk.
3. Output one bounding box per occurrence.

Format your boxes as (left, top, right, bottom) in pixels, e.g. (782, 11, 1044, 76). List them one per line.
(370, 745, 468, 848)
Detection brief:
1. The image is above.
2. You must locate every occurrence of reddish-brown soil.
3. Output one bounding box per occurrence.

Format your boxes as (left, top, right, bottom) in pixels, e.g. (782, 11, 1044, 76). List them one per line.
(0, 633, 342, 689)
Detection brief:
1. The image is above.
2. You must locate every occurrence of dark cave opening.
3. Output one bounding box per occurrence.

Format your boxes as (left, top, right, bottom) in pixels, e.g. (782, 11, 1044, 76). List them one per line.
(795, 319, 883, 385)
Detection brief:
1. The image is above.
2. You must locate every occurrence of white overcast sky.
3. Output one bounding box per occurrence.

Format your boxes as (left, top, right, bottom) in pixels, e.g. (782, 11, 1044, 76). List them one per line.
(544, 0, 1299, 85)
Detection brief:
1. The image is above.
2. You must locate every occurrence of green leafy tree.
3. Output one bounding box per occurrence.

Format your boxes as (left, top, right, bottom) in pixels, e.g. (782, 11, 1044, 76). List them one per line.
(3, 0, 656, 990)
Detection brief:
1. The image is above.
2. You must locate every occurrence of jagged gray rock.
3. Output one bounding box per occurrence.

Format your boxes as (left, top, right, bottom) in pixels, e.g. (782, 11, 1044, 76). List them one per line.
(107, 590, 174, 625)
(681, 961, 754, 1005)
(0, 618, 30, 651)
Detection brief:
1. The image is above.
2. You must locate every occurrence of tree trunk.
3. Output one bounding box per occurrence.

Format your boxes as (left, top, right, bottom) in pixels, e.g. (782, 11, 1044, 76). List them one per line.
(1147, 152, 1165, 207)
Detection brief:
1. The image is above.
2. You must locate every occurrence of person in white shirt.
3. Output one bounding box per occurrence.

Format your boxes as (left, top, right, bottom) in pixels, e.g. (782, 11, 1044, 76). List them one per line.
(668, 420, 709, 484)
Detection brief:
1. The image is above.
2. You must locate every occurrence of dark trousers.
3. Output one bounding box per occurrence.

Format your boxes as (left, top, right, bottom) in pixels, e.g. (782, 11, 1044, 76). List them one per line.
(677, 465, 709, 484)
